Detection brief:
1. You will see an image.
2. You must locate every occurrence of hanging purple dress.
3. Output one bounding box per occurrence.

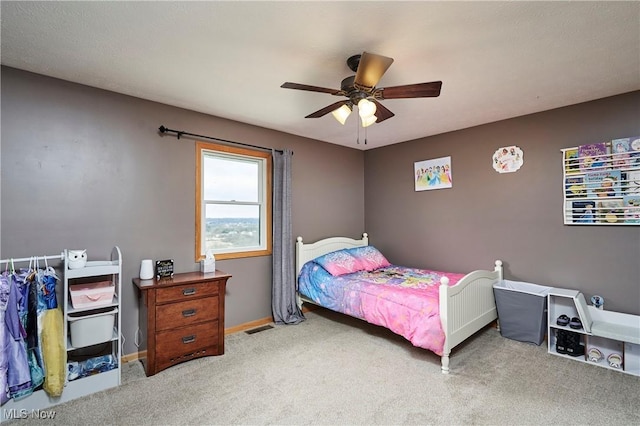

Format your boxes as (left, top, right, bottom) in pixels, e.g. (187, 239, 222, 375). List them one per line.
(1, 272, 32, 403)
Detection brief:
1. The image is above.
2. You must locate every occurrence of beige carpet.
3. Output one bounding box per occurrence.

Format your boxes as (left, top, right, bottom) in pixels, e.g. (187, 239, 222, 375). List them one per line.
(4, 309, 640, 425)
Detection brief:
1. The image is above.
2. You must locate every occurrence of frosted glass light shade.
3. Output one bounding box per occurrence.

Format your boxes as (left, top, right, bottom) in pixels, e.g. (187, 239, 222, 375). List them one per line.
(361, 115, 377, 127)
(357, 98, 377, 118)
(331, 104, 352, 125)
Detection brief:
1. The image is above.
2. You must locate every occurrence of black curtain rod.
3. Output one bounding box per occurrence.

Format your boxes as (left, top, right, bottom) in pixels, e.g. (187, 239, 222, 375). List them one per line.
(158, 125, 286, 154)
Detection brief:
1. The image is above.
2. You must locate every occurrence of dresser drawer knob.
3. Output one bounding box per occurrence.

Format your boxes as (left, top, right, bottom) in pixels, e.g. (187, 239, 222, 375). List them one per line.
(182, 287, 196, 296)
(182, 309, 196, 317)
(182, 335, 196, 344)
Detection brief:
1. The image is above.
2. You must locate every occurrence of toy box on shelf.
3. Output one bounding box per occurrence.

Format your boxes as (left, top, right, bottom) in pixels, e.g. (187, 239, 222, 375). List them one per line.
(69, 280, 115, 309)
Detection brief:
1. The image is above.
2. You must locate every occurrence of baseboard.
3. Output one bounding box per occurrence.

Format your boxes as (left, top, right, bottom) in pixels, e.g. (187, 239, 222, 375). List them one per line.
(225, 316, 274, 335)
(302, 304, 318, 313)
(122, 350, 147, 363)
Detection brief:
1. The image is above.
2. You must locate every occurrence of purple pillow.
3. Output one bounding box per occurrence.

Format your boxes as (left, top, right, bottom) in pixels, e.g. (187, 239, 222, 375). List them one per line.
(347, 246, 391, 271)
(314, 249, 363, 276)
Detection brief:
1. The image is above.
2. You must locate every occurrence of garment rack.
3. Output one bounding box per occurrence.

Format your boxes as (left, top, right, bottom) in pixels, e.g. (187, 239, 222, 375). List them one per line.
(0, 253, 64, 264)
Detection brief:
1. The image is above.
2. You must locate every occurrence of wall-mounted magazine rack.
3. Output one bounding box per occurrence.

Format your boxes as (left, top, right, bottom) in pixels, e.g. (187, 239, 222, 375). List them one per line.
(562, 137, 640, 225)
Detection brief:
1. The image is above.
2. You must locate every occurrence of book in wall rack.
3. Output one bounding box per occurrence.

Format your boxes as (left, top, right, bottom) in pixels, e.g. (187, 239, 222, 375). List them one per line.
(562, 137, 640, 225)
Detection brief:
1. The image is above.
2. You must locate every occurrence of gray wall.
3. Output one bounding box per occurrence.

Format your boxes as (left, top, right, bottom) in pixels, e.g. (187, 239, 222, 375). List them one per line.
(365, 91, 640, 315)
(2, 66, 638, 359)
(0, 67, 365, 355)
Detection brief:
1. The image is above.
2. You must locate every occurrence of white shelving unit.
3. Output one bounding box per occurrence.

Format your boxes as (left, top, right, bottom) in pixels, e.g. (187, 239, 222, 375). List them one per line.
(1, 247, 122, 420)
(547, 288, 640, 376)
(62, 246, 122, 387)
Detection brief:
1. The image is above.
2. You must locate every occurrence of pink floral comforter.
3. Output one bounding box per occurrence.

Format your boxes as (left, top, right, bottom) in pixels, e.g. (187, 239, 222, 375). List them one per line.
(298, 262, 464, 355)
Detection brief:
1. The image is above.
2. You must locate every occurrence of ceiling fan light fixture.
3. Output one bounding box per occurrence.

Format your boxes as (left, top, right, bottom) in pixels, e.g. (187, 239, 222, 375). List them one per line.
(361, 115, 377, 128)
(357, 98, 377, 119)
(331, 104, 352, 125)
(281, 51, 442, 130)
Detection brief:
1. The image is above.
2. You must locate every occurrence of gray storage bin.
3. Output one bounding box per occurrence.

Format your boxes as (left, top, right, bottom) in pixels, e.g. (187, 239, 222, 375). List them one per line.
(493, 280, 553, 345)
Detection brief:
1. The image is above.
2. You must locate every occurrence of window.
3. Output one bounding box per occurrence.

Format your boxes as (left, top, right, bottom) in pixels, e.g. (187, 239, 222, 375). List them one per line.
(196, 142, 272, 261)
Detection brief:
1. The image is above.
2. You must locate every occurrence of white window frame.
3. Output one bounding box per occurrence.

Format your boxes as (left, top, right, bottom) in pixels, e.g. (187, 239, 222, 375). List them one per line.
(195, 141, 272, 261)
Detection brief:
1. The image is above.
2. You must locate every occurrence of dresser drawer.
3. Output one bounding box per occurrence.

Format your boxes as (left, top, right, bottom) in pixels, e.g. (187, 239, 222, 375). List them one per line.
(155, 281, 220, 304)
(155, 296, 219, 331)
(155, 321, 218, 362)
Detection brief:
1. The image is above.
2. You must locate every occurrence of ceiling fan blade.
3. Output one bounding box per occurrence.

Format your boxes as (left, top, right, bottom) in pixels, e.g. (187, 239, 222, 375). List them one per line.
(371, 100, 395, 123)
(354, 52, 394, 92)
(281, 82, 343, 96)
(305, 100, 350, 118)
(375, 81, 442, 99)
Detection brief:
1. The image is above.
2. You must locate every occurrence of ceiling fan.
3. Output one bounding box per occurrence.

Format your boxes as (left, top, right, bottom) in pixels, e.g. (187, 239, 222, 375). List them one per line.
(281, 51, 442, 127)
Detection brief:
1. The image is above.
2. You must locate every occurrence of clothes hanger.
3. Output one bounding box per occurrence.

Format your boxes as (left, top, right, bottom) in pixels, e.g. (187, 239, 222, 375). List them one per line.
(26, 256, 37, 281)
(44, 255, 59, 279)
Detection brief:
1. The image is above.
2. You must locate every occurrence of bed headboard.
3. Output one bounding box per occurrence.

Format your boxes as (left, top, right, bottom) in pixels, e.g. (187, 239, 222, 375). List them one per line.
(295, 233, 369, 275)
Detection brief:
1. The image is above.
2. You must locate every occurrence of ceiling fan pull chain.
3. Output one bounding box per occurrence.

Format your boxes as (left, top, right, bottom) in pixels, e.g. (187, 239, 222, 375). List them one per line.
(364, 124, 368, 145)
(356, 116, 360, 144)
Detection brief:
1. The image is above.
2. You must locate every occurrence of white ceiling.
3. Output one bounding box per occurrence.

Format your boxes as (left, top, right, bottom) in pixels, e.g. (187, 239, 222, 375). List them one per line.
(2, 1, 639, 150)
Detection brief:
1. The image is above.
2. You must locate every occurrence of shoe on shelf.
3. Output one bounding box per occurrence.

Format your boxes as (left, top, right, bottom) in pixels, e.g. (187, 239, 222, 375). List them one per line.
(566, 343, 585, 357)
(569, 317, 583, 329)
(555, 330, 568, 354)
(556, 314, 570, 327)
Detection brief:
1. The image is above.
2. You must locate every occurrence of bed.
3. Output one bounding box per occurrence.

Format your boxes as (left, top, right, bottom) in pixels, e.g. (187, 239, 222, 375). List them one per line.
(295, 233, 503, 374)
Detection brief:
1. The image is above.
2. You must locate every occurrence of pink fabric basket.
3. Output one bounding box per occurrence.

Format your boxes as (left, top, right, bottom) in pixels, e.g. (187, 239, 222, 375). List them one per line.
(69, 281, 114, 309)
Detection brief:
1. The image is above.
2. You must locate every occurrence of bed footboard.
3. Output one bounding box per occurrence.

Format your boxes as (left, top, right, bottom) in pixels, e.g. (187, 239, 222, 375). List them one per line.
(439, 260, 503, 373)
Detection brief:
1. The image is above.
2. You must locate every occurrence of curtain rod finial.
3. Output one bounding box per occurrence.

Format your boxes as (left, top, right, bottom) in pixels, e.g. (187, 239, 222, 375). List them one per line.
(159, 125, 167, 133)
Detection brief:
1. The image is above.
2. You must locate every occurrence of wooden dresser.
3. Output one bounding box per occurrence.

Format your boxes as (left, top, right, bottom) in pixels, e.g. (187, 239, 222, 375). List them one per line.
(133, 270, 231, 376)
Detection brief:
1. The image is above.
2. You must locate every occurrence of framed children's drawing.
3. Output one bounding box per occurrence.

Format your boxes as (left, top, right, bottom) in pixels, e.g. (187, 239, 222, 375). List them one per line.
(414, 156, 452, 191)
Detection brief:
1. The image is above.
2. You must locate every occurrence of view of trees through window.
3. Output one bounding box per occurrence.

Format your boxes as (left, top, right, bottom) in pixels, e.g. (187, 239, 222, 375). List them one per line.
(204, 217, 260, 251)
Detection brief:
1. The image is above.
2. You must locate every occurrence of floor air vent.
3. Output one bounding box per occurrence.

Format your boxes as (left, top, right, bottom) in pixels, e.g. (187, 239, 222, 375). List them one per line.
(245, 324, 274, 335)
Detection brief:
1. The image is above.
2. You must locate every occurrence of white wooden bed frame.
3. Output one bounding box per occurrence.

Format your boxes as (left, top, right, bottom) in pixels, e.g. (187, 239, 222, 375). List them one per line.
(295, 233, 503, 374)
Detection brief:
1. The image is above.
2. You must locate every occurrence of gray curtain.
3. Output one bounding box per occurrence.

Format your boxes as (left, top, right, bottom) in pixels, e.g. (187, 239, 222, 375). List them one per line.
(272, 149, 304, 324)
